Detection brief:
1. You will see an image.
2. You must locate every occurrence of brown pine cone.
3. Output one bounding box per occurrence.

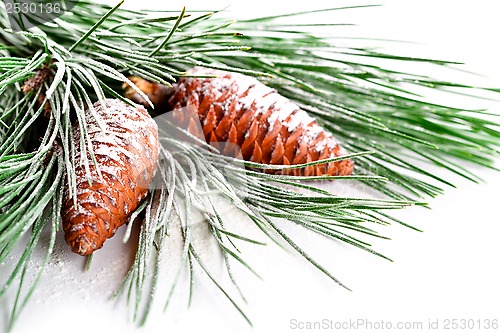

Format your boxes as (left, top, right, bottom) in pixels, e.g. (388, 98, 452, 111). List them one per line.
(122, 76, 172, 109)
(166, 68, 353, 177)
(22, 63, 54, 118)
(62, 99, 159, 256)
(21, 64, 52, 94)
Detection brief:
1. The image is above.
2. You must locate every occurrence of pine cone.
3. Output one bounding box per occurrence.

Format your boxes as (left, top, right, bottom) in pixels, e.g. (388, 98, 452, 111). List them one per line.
(21, 64, 52, 94)
(122, 76, 172, 109)
(166, 68, 353, 177)
(62, 99, 159, 256)
(22, 63, 54, 118)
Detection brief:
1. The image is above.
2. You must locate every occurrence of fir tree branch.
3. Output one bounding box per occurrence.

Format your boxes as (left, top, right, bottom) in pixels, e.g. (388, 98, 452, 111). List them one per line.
(0, 2, 498, 331)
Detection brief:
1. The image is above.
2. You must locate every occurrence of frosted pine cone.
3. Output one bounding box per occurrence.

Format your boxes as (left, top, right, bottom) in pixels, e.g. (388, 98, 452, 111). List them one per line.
(166, 68, 353, 177)
(62, 99, 159, 256)
(22, 64, 54, 117)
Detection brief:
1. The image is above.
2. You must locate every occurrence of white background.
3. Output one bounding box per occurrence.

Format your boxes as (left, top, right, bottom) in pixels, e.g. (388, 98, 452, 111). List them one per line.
(1, 1, 500, 333)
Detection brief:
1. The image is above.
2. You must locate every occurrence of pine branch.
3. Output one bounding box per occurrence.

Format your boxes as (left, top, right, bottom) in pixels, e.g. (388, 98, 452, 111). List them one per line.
(0, 1, 498, 331)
